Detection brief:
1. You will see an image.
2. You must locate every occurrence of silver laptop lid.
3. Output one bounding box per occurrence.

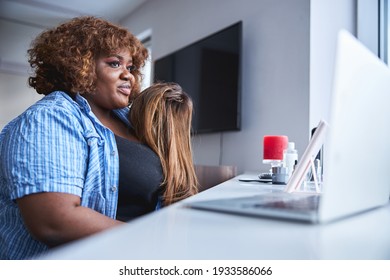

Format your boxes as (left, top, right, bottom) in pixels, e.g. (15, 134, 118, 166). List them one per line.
(319, 30, 390, 222)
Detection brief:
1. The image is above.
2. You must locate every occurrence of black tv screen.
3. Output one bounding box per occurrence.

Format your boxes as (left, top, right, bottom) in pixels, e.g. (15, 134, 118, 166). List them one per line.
(153, 21, 242, 134)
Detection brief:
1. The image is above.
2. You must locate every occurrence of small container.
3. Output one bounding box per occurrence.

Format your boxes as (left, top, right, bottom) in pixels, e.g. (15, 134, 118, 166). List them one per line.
(283, 142, 298, 181)
(271, 166, 288, 185)
(263, 135, 288, 168)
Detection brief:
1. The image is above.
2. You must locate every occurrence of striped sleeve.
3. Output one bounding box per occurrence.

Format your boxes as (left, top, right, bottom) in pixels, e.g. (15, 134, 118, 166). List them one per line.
(2, 105, 88, 199)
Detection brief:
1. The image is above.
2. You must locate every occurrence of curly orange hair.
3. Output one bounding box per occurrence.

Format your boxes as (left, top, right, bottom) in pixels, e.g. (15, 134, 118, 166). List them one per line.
(28, 16, 148, 97)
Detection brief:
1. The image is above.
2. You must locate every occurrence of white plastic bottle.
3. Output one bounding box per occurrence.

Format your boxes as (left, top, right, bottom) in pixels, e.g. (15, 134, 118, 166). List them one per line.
(283, 142, 298, 181)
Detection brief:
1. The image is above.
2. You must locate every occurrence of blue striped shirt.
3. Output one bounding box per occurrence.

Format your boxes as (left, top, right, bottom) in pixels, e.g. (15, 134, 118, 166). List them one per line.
(0, 91, 130, 259)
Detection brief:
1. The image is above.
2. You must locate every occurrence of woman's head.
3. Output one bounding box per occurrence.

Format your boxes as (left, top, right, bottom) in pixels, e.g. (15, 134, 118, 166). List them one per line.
(130, 82, 193, 149)
(28, 16, 148, 97)
(130, 82, 198, 205)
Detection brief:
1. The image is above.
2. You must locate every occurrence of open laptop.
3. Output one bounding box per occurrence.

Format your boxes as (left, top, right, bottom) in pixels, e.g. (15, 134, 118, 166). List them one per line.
(187, 30, 390, 223)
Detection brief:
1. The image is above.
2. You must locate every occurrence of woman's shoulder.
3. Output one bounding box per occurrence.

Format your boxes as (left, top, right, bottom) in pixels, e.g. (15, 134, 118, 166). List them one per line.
(28, 91, 88, 116)
(0, 92, 87, 146)
(35, 91, 78, 109)
(5, 91, 85, 132)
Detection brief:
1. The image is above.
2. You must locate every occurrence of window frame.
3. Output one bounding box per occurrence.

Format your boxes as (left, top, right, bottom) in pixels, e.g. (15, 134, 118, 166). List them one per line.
(357, 0, 388, 64)
(137, 29, 153, 90)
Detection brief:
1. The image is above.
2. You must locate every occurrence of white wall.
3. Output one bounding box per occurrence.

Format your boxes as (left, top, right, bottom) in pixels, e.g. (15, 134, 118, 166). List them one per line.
(0, 73, 41, 129)
(122, 0, 311, 173)
(0, 17, 42, 129)
(310, 0, 356, 130)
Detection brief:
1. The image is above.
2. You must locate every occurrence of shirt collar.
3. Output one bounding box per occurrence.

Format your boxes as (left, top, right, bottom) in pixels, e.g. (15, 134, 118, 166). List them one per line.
(74, 93, 131, 128)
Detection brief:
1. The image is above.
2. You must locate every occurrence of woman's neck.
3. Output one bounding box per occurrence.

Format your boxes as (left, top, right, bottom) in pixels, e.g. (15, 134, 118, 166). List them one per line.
(103, 111, 139, 142)
(85, 100, 138, 142)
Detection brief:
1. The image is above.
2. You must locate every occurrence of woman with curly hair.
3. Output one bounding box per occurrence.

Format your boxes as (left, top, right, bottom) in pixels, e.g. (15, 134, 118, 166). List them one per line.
(0, 16, 169, 259)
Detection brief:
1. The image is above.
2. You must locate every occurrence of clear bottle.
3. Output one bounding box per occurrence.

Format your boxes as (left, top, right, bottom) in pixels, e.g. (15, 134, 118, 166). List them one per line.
(283, 142, 298, 181)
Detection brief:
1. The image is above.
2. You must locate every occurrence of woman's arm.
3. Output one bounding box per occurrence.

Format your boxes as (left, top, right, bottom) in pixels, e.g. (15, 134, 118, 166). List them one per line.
(17, 192, 124, 247)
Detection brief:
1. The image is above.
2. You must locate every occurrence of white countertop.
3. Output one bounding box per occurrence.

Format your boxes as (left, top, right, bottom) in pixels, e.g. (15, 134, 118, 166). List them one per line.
(40, 173, 390, 260)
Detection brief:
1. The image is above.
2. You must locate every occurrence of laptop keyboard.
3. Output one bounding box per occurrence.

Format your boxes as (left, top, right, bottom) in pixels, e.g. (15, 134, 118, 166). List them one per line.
(252, 195, 320, 211)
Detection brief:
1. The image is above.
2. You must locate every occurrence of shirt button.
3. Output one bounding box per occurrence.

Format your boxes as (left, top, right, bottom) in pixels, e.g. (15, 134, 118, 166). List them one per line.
(111, 150, 116, 156)
(111, 186, 117, 192)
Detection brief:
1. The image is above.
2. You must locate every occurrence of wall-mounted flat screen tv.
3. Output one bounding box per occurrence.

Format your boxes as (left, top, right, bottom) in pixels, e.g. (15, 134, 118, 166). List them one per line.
(153, 21, 242, 134)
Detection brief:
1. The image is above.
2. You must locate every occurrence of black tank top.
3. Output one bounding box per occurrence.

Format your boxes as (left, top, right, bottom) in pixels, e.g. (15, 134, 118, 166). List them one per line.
(115, 135, 163, 221)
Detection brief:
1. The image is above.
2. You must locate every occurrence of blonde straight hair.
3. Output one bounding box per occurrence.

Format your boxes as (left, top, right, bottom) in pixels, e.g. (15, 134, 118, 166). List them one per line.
(130, 82, 198, 205)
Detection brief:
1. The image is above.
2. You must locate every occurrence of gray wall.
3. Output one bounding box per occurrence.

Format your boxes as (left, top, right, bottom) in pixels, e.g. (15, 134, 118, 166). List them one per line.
(0, 0, 356, 175)
(122, 0, 311, 173)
